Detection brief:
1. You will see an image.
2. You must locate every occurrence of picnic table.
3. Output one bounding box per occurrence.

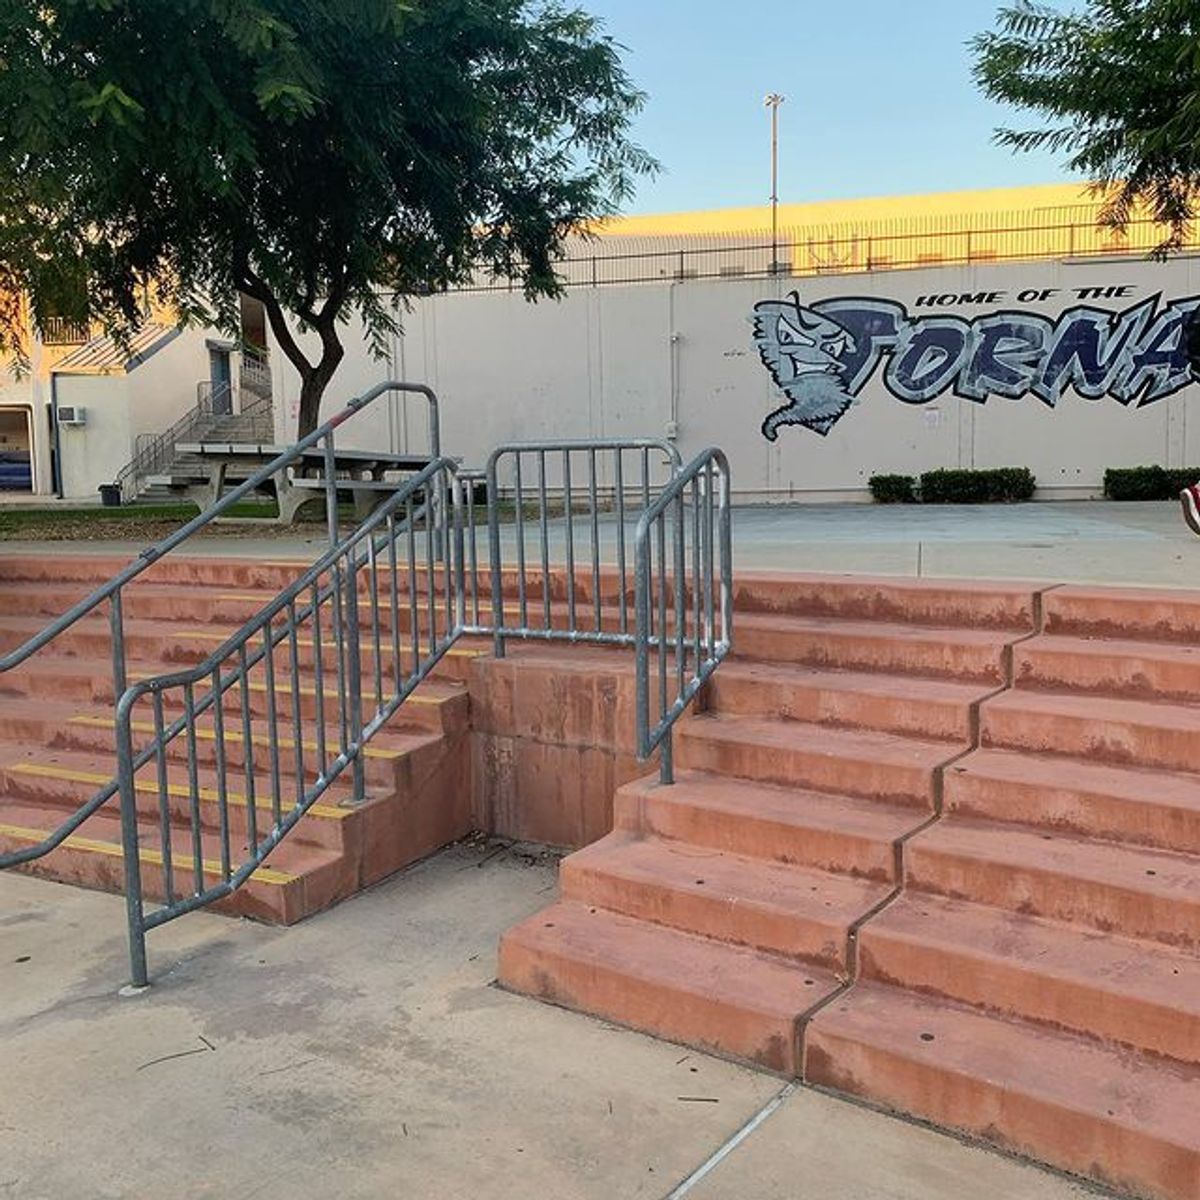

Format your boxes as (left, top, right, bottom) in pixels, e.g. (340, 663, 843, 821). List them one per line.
(149, 443, 436, 525)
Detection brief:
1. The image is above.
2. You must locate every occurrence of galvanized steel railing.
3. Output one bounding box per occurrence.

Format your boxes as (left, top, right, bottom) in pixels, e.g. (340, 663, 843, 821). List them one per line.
(3, 396, 732, 987)
(0, 380, 441, 873)
(115, 458, 461, 987)
(635, 449, 732, 783)
(478, 439, 683, 655)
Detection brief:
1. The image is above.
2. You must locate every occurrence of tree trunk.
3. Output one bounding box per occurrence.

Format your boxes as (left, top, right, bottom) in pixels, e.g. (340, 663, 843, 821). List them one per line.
(295, 333, 345, 439)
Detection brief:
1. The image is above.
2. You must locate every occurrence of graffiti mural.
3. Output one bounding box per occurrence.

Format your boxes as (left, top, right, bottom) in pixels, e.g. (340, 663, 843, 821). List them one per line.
(752, 290, 1200, 439)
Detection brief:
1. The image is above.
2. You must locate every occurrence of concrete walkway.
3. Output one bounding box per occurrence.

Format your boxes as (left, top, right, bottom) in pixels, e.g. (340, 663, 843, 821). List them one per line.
(3, 500, 1198, 589)
(1, 843, 1101, 1200)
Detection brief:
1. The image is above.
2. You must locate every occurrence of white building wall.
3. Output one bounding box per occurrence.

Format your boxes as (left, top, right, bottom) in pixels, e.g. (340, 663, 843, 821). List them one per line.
(272, 254, 1200, 500)
(54, 328, 224, 499)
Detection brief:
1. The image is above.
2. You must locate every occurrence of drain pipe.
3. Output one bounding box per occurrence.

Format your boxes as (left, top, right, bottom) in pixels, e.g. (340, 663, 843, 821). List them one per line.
(50, 372, 63, 498)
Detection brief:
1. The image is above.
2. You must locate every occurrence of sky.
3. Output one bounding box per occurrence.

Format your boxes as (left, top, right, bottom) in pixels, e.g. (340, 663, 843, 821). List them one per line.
(586, 0, 1076, 215)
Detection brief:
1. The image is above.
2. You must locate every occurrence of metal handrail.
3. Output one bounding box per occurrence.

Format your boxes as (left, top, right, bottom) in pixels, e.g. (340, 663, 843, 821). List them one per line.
(0, 379, 442, 871)
(635, 448, 733, 783)
(115, 457, 461, 985)
(480, 439, 683, 656)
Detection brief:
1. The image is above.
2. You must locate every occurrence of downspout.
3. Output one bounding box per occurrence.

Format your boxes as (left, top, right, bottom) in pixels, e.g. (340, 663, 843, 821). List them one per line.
(50, 372, 63, 498)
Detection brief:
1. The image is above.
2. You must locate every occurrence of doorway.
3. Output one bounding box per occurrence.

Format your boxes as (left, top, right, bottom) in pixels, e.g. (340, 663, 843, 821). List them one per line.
(209, 346, 233, 416)
(0, 407, 33, 491)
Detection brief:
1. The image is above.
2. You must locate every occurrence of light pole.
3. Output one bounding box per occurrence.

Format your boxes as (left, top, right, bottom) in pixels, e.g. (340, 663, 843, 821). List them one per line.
(764, 93, 785, 274)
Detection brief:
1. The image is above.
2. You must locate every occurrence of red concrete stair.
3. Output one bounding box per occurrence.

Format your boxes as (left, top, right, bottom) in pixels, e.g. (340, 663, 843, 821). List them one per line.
(857, 892, 1200, 1064)
(981, 688, 1200, 773)
(614, 771, 915, 881)
(1044, 584, 1200, 643)
(560, 831, 890, 968)
(0, 555, 474, 924)
(905, 818, 1200, 948)
(1014, 633, 1200, 701)
(733, 611, 1013, 682)
(0, 798, 351, 924)
(805, 983, 1200, 1200)
(498, 900, 839, 1074)
(944, 747, 1200, 854)
(677, 714, 952, 809)
(731, 572, 1042, 630)
(707, 661, 987, 741)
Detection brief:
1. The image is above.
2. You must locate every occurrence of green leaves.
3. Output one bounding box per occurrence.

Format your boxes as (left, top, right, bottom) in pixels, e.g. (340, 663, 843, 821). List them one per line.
(973, 0, 1200, 250)
(0, 0, 655, 432)
(79, 80, 145, 126)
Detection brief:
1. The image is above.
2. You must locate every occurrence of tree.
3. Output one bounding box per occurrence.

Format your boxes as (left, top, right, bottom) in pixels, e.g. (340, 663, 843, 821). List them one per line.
(973, 0, 1200, 251)
(0, 0, 654, 434)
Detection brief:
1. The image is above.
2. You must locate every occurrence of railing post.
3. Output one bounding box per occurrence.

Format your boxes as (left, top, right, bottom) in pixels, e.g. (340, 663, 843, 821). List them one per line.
(486, 454, 506, 658)
(344, 549, 366, 802)
(115, 690, 149, 990)
(453, 475, 467, 636)
(323, 433, 339, 548)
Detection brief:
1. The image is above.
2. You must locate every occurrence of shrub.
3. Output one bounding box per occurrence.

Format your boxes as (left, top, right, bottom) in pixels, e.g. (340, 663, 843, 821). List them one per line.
(868, 473, 917, 504)
(918, 467, 1035, 504)
(1104, 466, 1200, 500)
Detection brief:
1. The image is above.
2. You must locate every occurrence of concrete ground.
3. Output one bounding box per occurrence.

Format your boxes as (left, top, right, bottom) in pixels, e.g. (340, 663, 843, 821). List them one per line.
(2, 842, 1101, 1200)
(3, 499, 1199, 588)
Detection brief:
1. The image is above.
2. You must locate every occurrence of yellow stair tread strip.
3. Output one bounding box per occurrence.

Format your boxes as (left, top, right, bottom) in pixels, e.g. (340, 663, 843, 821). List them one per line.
(9, 762, 352, 822)
(66, 715, 405, 762)
(180, 629, 485, 659)
(0, 822, 296, 886)
(129, 671, 449, 706)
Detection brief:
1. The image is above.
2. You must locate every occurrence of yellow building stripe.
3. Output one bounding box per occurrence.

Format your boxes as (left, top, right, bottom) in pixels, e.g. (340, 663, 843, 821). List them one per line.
(0, 821, 295, 886)
(9, 761, 353, 822)
(67, 714, 405, 763)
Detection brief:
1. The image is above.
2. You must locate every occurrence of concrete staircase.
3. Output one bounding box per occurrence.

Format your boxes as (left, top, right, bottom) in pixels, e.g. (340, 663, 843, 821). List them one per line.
(500, 575, 1200, 1200)
(0, 555, 475, 922)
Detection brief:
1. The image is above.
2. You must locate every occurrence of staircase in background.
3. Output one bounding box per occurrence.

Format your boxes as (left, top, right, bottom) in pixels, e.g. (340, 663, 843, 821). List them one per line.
(116, 376, 274, 504)
(501, 574, 1200, 1200)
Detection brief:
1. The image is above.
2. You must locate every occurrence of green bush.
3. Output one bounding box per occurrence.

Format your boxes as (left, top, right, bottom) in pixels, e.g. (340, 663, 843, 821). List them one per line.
(1104, 465, 1200, 500)
(918, 467, 1036, 504)
(868, 473, 917, 504)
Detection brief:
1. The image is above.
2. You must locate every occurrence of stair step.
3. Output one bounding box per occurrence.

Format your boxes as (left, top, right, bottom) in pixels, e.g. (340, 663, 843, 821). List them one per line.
(0, 742, 358, 852)
(0, 798, 350, 924)
(806, 983, 1200, 1200)
(859, 893, 1200, 1064)
(498, 900, 839, 1073)
(1015, 633, 1200, 701)
(981, 687, 1200, 772)
(906, 818, 1200, 948)
(615, 770, 917, 881)
(561, 832, 889, 969)
(0, 653, 467, 734)
(1045, 584, 1200, 643)
(731, 573, 1040, 630)
(944, 747, 1200, 854)
(677, 713, 951, 808)
(708, 662, 986, 740)
(733, 612, 1012, 682)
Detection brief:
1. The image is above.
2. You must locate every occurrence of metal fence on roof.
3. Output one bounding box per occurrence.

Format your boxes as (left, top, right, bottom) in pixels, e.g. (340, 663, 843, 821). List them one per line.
(454, 204, 1188, 293)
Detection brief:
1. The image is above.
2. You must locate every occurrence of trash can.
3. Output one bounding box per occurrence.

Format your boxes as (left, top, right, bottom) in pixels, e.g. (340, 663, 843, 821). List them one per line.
(98, 483, 121, 508)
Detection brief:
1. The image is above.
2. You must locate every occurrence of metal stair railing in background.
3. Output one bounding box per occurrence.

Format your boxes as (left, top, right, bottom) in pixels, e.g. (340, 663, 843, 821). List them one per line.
(0, 380, 442, 875)
(115, 458, 462, 987)
(112, 381, 274, 503)
(634, 449, 733, 783)
(477, 439, 683, 656)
